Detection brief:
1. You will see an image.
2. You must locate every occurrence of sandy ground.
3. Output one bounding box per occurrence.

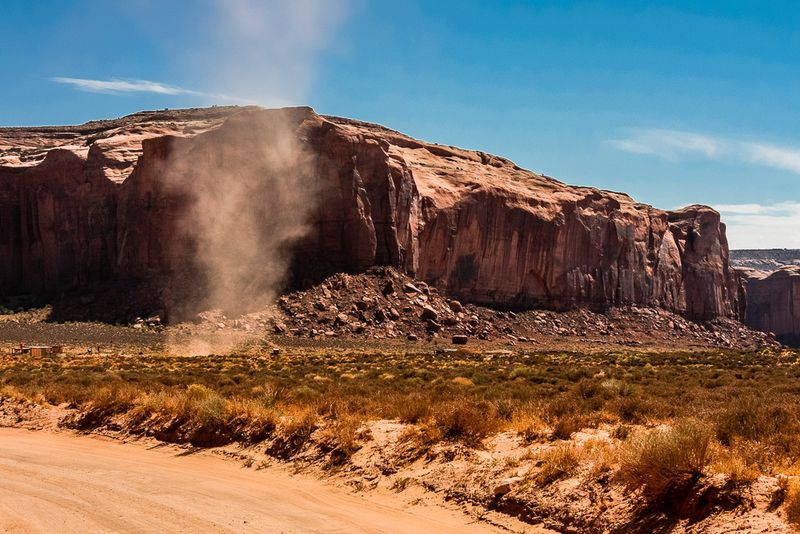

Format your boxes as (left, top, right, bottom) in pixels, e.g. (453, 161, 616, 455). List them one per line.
(0, 428, 514, 534)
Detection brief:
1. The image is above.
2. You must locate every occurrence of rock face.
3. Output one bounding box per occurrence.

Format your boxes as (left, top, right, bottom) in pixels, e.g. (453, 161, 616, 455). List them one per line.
(0, 106, 742, 321)
(740, 267, 800, 345)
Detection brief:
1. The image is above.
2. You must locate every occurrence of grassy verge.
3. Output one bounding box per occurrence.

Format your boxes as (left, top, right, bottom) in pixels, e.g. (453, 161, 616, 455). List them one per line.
(2, 347, 800, 481)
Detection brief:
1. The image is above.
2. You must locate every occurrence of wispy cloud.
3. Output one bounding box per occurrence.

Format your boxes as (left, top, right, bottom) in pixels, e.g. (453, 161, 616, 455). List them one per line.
(52, 77, 247, 102)
(608, 129, 722, 160)
(610, 128, 800, 175)
(745, 143, 800, 175)
(711, 202, 800, 249)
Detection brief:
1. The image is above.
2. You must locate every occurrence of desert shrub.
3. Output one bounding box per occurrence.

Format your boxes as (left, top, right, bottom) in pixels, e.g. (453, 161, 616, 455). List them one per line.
(136, 389, 176, 415)
(386, 393, 432, 423)
(79, 384, 140, 423)
(546, 395, 577, 420)
(583, 439, 618, 478)
(511, 406, 548, 443)
(318, 414, 365, 464)
(273, 407, 319, 456)
(63, 383, 143, 430)
(610, 424, 632, 440)
(534, 444, 580, 486)
(785, 479, 800, 526)
(0, 384, 25, 402)
(551, 414, 587, 440)
(226, 396, 278, 443)
(182, 384, 228, 427)
(250, 384, 281, 408)
(89, 384, 141, 412)
(600, 378, 633, 397)
(494, 399, 518, 421)
(708, 443, 759, 484)
(716, 397, 764, 444)
(575, 379, 602, 399)
(429, 401, 499, 446)
(619, 419, 712, 501)
(716, 397, 796, 445)
(611, 396, 652, 424)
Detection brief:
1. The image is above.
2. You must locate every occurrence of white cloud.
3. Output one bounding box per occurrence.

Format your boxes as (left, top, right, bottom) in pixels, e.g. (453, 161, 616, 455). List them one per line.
(712, 202, 800, 249)
(610, 128, 800, 176)
(53, 77, 194, 95)
(743, 143, 800, 175)
(51, 77, 247, 102)
(608, 128, 722, 159)
(613, 129, 800, 248)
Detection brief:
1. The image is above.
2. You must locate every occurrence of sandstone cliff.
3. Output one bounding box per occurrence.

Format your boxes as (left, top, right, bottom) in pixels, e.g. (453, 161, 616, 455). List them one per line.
(740, 267, 800, 345)
(0, 106, 742, 321)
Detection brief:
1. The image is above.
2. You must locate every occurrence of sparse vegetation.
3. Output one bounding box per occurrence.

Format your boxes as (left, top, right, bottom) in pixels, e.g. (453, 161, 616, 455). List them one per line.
(619, 419, 712, 502)
(784, 478, 800, 526)
(2, 345, 800, 498)
(533, 444, 580, 485)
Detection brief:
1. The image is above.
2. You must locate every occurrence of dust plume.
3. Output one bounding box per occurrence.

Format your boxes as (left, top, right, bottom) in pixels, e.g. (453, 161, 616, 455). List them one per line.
(148, 0, 351, 353)
(160, 108, 318, 355)
(119, 0, 352, 106)
(166, 109, 316, 314)
(199, 0, 352, 106)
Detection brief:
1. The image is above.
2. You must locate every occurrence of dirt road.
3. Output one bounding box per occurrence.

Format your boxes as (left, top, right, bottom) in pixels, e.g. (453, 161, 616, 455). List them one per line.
(0, 428, 505, 533)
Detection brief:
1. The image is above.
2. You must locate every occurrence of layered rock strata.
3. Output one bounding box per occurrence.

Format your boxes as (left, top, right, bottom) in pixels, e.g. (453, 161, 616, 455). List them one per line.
(740, 267, 800, 345)
(0, 106, 742, 321)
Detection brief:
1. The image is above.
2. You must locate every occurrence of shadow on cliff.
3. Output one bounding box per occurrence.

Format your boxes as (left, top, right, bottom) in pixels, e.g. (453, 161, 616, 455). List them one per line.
(777, 335, 800, 348)
(31, 281, 169, 324)
(33, 262, 342, 325)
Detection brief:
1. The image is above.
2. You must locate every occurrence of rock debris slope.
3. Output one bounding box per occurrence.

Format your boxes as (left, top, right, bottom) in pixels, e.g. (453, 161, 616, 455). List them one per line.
(0, 106, 741, 321)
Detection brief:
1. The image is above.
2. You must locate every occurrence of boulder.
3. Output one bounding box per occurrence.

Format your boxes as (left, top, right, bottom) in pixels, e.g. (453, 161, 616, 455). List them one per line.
(420, 306, 438, 322)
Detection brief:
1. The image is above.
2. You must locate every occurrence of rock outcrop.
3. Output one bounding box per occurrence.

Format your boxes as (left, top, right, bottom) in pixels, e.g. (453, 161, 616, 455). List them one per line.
(0, 106, 742, 321)
(730, 249, 800, 272)
(740, 267, 800, 345)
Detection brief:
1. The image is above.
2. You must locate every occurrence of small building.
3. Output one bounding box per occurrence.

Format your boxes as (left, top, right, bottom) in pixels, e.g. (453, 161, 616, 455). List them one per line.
(12, 345, 63, 356)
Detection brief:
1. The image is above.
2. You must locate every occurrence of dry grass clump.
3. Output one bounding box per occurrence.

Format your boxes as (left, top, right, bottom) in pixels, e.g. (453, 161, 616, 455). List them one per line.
(71, 384, 142, 429)
(0, 384, 28, 402)
(510, 406, 549, 444)
(533, 444, 580, 486)
(270, 406, 319, 457)
(388, 392, 432, 424)
(181, 384, 227, 426)
(583, 439, 619, 478)
(225, 396, 279, 443)
(716, 396, 796, 445)
(619, 419, 712, 501)
(784, 478, 800, 526)
(550, 414, 591, 440)
(427, 401, 500, 447)
(317, 414, 366, 464)
(707, 442, 760, 484)
(72, 383, 281, 446)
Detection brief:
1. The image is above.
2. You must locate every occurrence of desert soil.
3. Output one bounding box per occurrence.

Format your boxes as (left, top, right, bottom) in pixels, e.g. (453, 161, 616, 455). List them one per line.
(0, 427, 532, 534)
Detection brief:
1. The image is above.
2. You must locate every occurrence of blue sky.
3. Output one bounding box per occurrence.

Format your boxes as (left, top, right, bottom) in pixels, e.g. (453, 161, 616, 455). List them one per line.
(2, 0, 798, 248)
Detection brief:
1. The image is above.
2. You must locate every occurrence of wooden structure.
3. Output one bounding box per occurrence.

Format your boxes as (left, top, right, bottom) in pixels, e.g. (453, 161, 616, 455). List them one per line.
(11, 345, 63, 356)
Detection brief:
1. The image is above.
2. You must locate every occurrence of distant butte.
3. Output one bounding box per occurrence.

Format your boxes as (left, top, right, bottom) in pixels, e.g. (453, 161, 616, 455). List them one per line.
(0, 106, 743, 323)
